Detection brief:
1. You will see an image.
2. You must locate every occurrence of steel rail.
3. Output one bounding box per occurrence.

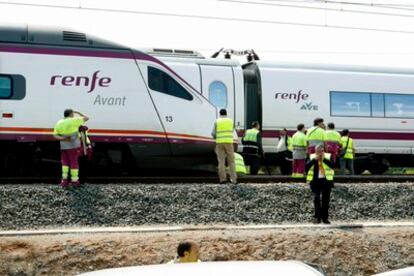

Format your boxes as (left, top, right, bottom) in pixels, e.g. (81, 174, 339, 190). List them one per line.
(0, 175, 412, 184)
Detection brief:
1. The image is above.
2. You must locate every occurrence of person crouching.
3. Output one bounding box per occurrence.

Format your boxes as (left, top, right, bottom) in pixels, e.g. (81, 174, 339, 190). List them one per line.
(305, 144, 335, 224)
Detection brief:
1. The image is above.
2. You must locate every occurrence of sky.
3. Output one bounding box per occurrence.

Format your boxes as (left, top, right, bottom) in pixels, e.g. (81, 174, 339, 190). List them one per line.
(1, 0, 414, 67)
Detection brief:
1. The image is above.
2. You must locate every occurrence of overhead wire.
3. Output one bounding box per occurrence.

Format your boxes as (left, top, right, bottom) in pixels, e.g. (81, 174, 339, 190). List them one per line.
(309, 0, 414, 9)
(264, 0, 414, 9)
(262, 0, 414, 12)
(1, 0, 414, 34)
(219, 0, 414, 19)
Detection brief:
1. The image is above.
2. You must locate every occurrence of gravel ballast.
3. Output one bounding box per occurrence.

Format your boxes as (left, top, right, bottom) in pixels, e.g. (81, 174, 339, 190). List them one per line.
(1, 183, 414, 230)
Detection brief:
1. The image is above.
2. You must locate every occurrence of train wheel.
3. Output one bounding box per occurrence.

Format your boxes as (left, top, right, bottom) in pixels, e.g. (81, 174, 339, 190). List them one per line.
(368, 158, 390, 175)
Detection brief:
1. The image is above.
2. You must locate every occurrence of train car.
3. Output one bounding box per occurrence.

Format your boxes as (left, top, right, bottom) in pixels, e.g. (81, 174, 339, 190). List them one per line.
(1, 24, 414, 176)
(0, 24, 217, 176)
(157, 53, 414, 174)
(245, 61, 414, 174)
(78, 261, 326, 276)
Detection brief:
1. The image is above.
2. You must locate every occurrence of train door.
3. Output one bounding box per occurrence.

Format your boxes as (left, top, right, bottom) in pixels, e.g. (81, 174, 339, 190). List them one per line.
(200, 65, 235, 121)
(138, 62, 217, 156)
(242, 63, 262, 129)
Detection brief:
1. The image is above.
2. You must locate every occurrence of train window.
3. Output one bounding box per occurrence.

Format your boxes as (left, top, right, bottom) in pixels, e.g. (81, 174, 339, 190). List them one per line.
(0, 76, 12, 99)
(148, 66, 193, 101)
(371, 93, 385, 117)
(209, 81, 227, 109)
(330, 91, 371, 117)
(385, 94, 414, 118)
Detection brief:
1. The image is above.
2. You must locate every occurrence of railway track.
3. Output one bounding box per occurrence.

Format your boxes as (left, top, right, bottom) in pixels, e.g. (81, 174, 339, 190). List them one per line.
(0, 175, 413, 184)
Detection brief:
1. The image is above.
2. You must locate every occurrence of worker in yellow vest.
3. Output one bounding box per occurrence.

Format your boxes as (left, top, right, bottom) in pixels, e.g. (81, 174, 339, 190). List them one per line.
(234, 152, 247, 176)
(306, 144, 335, 224)
(291, 123, 307, 178)
(211, 109, 237, 184)
(306, 118, 327, 154)
(325, 122, 341, 163)
(340, 129, 355, 175)
(242, 121, 262, 175)
(53, 109, 89, 188)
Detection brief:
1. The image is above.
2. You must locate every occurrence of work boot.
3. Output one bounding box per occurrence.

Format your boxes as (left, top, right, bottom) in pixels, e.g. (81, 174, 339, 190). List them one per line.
(313, 218, 321, 224)
(322, 219, 331, 224)
(60, 179, 69, 189)
(229, 178, 238, 184)
(70, 180, 81, 188)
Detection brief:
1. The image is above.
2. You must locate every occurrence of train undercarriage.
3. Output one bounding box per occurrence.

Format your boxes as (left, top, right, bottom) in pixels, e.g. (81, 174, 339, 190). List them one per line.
(1, 140, 412, 177)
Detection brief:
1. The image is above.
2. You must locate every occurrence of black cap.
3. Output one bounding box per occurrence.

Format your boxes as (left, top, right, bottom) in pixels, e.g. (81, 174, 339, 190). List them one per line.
(219, 109, 227, 116)
(64, 109, 73, 118)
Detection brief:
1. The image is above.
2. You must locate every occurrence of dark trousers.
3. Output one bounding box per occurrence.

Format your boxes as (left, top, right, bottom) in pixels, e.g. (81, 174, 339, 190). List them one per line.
(244, 154, 260, 175)
(277, 150, 292, 175)
(340, 158, 354, 175)
(310, 178, 333, 220)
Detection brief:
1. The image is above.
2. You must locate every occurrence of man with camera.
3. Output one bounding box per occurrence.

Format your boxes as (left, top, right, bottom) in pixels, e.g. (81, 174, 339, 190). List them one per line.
(305, 144, 335, 224)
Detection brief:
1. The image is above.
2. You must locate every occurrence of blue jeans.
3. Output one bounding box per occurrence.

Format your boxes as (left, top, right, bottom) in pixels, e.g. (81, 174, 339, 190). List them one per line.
(340, 158, 354, 175)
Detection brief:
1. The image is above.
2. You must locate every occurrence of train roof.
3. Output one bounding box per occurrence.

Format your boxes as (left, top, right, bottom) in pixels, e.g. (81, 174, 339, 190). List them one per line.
(253, 60, 414, 76)
(0, 23, 126, 50)
(157, 56, 241, 67)
(78, 261, 325, 276)
(141, 48, 242, 67)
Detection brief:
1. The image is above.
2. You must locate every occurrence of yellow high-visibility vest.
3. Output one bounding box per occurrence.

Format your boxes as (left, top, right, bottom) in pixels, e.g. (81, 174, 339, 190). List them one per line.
(287, 136, 293, 152)
(235, 153, 247, 175)
(306, 126, 326, 145)
(340, 136, 354, 159)
(306, 153, 334, 183)
(326, 130, 341, 143)
(243, 128, 259, 143)
(215, 118, 234, 144)
(292, 131, 306, 149)
(54, 117, 84, 136)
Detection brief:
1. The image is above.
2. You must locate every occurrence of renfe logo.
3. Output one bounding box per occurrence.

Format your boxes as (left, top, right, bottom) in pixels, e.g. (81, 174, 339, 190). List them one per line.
(275, 90, 309, 103)
(50, 71, 111, 93)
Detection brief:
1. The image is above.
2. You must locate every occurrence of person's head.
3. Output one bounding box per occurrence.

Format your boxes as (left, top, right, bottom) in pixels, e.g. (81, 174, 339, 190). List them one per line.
(327, 122, 335, 130)
(313, 118, 324, 127)
(219, 109, 227, 116)
(297, 123, 305, 132)
(280, 128, 287, 136)
(315, 144, 325, 156)
(251, 121, 260, 129)
(177, 241, 199, 263)
(342, 129, 349, 136)
(64, 109, 74, 118)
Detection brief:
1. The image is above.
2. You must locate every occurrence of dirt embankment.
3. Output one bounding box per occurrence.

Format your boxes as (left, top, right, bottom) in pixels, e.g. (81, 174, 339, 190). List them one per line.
(1, 227, 414, 276)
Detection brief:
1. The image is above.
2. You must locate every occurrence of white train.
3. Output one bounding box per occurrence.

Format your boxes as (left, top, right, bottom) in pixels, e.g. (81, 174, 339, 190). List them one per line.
(78, 261, 326, 276)
(1, 24, 413, 175)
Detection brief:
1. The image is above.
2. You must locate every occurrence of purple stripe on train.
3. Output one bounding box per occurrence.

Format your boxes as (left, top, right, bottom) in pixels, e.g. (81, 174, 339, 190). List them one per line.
(0, 45, 134, 59)
(0, 45, 211, 103)
(0, 133, 215, 144)
(261, 130, 414, 140)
